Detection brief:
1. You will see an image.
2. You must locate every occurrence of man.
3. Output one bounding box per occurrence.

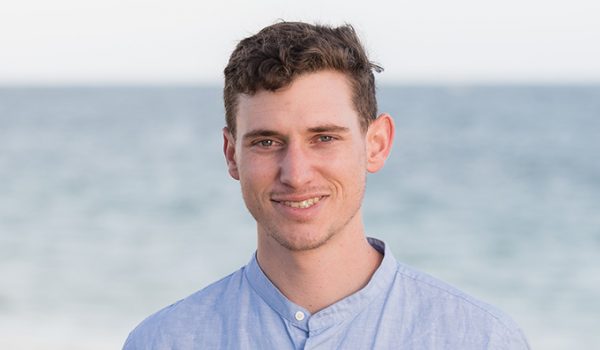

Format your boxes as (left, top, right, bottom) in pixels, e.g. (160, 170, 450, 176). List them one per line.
(124, 22, 529, 349)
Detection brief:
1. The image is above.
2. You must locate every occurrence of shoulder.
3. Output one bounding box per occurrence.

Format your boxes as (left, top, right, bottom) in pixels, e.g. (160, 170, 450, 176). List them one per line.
(393, 261, 517, 325)
(123, 267, 247, 349)
(390, 261, 530, 349)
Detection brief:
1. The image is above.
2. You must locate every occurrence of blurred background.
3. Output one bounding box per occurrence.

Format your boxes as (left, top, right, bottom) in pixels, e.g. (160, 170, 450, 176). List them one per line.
(1, 1, 599, 349)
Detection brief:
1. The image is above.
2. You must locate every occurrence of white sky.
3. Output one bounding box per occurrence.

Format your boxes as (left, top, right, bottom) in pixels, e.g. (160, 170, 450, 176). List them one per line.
(1, 0, 599, 84)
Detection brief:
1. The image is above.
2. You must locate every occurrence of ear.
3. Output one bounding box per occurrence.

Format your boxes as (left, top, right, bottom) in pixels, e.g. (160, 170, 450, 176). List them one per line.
(223, 127, 240, 180)
(366, 113, 395, 173)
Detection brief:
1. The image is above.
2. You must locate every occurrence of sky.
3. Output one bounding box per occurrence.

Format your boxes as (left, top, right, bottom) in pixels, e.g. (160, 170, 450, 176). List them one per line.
(1, 0, 599, 84)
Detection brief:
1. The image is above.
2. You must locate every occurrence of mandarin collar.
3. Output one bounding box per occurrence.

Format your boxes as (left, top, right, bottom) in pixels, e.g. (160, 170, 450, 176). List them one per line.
(244, 237, 397, 333)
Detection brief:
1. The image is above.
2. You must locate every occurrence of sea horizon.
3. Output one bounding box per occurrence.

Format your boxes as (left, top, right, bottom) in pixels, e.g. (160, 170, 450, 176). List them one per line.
(1, 85, 599, 349)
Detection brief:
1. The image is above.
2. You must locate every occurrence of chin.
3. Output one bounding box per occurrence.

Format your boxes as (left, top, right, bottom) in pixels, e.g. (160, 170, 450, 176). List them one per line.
(267, 227, 335, 252)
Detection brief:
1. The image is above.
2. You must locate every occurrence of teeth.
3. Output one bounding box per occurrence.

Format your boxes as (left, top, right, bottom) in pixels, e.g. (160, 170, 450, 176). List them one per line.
(282, 197, 321, 209)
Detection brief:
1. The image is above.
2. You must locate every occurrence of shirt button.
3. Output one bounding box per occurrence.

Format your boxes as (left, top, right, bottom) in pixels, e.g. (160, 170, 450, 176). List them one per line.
(294, 311, 305, 321)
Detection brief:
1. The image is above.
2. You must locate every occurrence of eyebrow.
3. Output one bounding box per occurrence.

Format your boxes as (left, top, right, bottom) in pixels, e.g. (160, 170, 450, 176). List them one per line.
(307, 124, 350, 134)
(241, 124, 350, 142)
(242, 129, 284, 142)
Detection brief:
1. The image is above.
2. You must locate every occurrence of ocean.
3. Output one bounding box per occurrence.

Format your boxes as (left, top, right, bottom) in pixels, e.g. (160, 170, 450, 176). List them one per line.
(0, 85, 599, 349)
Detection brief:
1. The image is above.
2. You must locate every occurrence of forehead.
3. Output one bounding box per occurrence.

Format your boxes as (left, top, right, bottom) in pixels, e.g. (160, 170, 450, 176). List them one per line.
(235, 71, 361, 133)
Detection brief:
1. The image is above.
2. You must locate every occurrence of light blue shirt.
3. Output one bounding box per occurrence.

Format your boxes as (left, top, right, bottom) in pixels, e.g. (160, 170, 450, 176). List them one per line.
(124, 238, 529, 349)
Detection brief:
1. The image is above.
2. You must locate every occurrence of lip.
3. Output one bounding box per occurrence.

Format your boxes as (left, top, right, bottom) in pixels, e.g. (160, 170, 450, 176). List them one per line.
(271, 194, 327, 202)
(271, 195, 327, 220)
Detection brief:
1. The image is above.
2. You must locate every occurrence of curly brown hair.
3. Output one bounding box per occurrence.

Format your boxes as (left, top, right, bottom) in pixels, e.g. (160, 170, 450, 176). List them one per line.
(223, 21, 383, 137)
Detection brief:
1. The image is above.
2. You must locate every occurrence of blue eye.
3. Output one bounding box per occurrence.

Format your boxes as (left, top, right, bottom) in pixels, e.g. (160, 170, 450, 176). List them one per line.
(258, 139, 273, 147)
(318, 135, 334, 142)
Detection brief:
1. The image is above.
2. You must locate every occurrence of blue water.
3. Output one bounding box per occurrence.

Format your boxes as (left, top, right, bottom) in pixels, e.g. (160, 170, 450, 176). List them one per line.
(0, 86, 599, 349)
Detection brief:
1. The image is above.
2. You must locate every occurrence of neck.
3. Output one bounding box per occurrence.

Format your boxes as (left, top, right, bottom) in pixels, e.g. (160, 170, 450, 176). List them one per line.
(256, 223, 383, 314)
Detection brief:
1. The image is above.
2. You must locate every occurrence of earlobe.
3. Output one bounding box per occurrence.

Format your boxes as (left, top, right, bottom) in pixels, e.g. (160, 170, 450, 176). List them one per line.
(223, 127, 240, 180)
(366, 114, 395, 173)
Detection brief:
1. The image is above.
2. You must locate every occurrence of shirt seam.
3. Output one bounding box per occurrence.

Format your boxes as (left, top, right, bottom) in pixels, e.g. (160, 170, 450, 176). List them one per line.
(394, 264, 521, 337)
(243, 264, 302, 326)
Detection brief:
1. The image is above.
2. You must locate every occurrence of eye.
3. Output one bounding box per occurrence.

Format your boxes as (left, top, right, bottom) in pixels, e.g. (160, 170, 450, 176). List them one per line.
(256, 139, 274, 147)
(318, 135, 334, 143)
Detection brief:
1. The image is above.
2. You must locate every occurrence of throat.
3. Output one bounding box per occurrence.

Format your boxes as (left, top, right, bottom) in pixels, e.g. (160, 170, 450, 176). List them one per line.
(257, 236, 383, 314)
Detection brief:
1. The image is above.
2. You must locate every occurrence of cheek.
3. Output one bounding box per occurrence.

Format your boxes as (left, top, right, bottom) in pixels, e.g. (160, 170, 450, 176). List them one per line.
(239, 158, 275, 191)
(320, 156, 366, 192)
(326, 146, 367, 173)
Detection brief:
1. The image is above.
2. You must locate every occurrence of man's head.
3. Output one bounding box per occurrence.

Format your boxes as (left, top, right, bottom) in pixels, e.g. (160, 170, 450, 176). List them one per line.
(223, 21, 382, 137)
(222, 21, 394, 253)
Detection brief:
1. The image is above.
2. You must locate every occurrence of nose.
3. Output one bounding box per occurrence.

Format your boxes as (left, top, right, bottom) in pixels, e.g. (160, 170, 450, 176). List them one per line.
(278, 142, 314, 188)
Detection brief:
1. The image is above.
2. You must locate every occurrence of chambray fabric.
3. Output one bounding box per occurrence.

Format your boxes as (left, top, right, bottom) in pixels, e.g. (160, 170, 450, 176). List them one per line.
(123, 238, 529, 349)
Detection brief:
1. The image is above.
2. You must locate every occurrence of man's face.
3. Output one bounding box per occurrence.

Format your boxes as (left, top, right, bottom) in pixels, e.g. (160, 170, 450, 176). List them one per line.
(224, 71, 380, 251)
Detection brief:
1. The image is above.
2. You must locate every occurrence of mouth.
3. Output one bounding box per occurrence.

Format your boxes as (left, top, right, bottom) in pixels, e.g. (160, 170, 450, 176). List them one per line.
(276, 196, 324, 209)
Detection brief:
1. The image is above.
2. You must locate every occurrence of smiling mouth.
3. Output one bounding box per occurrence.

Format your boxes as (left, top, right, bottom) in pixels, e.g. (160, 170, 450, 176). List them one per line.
(280, 196, 323, 209)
